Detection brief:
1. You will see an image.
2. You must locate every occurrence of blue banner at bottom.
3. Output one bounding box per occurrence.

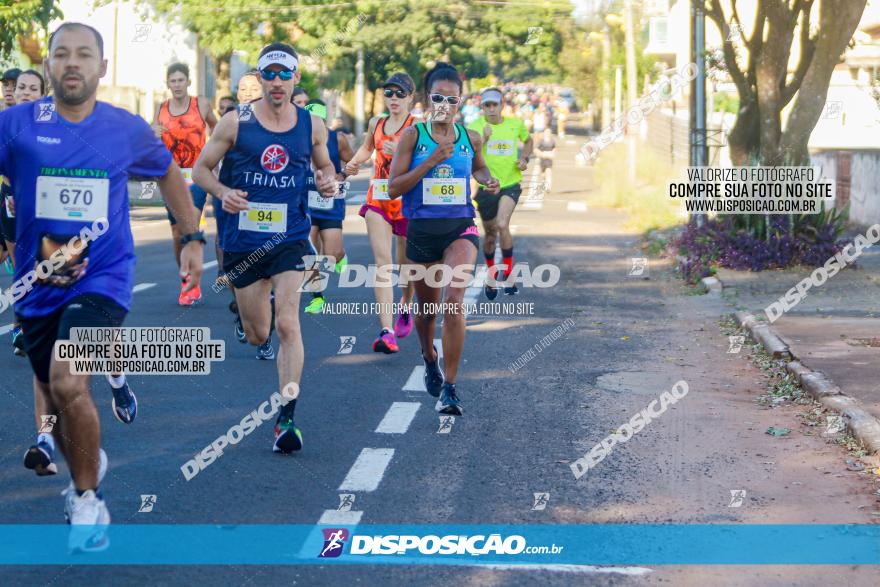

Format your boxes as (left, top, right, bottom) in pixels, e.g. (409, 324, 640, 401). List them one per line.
(1, 524, 879, 565)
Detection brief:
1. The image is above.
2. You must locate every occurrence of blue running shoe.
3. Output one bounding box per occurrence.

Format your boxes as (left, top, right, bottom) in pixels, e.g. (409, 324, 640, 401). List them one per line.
(435, 383, 463, 415)
(256, 336, 275, 360)
(24, 439, 58, 476)
(110, 380, 137, 424)
(423, 346, 445, 398)
(503, 283, 519, 295)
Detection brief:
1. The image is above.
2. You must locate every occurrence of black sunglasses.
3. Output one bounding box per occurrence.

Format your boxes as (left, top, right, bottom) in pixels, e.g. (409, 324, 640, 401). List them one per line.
(384, 88, 408, 99)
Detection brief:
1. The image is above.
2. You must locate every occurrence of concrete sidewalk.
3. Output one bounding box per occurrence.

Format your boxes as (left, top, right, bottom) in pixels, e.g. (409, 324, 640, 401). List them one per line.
(718, 244, 880, 425)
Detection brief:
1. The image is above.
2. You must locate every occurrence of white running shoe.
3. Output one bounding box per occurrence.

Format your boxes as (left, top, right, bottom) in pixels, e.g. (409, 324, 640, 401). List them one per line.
(61, 448, 108, 497)
(65, 489, 111, 553)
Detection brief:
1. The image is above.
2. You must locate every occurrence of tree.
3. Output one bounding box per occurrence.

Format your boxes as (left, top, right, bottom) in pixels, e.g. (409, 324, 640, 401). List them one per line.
(0, 0, 61, 62)
(705, 0, 867, 166)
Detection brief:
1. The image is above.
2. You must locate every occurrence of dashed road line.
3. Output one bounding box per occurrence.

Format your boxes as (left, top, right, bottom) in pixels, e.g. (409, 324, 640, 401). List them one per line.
(317, 509, 364, 525)
(566, 201, 588, 212)
(339, 448, 395, 492)
(375, 402, 421, 434)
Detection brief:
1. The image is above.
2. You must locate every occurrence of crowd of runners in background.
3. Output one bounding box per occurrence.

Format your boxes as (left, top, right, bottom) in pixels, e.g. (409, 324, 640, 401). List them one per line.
(0, 21, 575, 552)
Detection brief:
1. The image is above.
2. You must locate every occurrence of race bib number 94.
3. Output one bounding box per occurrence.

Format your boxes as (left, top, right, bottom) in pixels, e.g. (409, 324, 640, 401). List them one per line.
(239, 202, 287, 233)
(36, 176, 109, 221)
(423, 178, 466, 205)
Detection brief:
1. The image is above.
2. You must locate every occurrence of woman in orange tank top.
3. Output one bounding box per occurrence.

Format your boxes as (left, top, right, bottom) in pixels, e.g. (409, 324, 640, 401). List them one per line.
(344, 72, 417, 354)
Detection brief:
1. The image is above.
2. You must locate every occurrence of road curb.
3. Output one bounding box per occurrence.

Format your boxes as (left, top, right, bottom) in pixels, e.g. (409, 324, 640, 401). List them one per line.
(727, 303, 880, 454)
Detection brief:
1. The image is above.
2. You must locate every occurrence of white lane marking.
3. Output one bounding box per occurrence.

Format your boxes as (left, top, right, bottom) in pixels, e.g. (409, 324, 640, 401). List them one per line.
(566, 201, 588, 212)
(403, 366, 427, 391)
(204, 260, 218, 269)
(0, 323, 13, 336)
(375, 402, 421, 434)
(477, 564, 652, 576)
(339, 448, 395, 492)
(317, 509, 364, 525)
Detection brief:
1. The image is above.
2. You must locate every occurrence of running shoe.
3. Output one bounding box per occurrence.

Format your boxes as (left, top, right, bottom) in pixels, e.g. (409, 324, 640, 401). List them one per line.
(335, 255, 348, 273)
(503, 283, 519, 296)
(110, 380, 137, 424)
(178, 277, 194, 306)
(304, 295, 325, 314)
(23, 439, 58, 476)
(484, 267, 499, 300)
(422, 345, 445, 398)
(185, 278, 203, 304)
(230, 301, 247, 343)
(436, 382, 463, 416)
(256, 336, 276, 360)
(11, 325, 25, 357)
(372, 329, 399, 354)
(65, 489, 111, 553)
(234, 316, 246, 343)
(394, 307, 413, 339)
(273, 411, 303, 453)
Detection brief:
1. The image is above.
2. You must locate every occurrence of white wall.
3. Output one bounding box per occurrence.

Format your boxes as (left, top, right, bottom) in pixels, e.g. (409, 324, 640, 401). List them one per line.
(52, 0, 203, 119)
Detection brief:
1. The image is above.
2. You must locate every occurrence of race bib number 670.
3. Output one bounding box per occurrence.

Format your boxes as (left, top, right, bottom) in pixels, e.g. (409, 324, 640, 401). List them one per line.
(35, 176, 109, 221)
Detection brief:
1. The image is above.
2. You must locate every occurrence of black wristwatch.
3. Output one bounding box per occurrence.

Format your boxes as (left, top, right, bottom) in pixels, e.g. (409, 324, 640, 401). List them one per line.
(180, 231, 207, 246)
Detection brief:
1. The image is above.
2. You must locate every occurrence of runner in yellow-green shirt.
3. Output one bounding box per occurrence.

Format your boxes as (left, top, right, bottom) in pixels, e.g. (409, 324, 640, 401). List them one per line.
(467, 87, 533, 298)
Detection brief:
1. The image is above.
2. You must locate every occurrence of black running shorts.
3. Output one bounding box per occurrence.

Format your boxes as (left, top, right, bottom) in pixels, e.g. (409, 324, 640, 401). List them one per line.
(406, 218, 480, 264)
(222, 239, 311, 289)
(17, 293, 127, 384)
(474, 184, 522, 222)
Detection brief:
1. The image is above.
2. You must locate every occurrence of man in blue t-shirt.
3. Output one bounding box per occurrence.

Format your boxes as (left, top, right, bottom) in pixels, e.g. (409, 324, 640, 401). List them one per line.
(0, 22, 204, 549)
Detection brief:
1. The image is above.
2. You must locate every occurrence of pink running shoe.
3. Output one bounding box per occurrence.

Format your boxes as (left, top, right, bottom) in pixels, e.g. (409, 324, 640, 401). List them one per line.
(372, 329, 399, 354)
(394, 308, 413, 338)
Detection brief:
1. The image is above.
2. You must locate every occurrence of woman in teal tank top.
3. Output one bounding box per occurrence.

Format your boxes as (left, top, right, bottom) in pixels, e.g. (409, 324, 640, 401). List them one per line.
(388, 62, 499, 417)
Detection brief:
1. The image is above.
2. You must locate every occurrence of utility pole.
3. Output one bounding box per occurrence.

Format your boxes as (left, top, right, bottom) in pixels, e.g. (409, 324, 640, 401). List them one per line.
(690, 0, 708, 226)
(355, 47, 365, 142)
(614, 66, 622, 122)
(601, 23, 612, 130)
(624, 0, 638, 181)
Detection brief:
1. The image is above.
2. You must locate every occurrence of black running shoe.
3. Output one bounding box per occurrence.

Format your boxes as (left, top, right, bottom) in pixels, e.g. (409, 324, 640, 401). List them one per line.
(484, 282, 498, 300)
(436, 383, 463, 415)
(111, 381, 137, 424)
(273, 408, 303, 453)
(423, 346, 445, 397)
(503, 283, 519, 295)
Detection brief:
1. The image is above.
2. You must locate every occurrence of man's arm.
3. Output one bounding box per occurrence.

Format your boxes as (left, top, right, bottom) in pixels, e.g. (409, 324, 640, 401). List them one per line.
(199, 96, 218, 131)
(310, 115, 339, 196)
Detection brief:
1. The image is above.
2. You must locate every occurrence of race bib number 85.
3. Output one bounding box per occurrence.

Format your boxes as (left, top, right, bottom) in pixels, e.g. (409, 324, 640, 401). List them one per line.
(36, 176, 109, 221)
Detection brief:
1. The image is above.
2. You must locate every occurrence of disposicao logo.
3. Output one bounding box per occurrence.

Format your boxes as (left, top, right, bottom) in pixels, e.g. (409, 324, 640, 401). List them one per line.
(319, 528, 349, 558)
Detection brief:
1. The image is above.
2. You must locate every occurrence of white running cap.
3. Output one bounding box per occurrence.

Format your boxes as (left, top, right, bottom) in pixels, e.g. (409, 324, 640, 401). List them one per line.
(481, 88, 503, 104)
(258, 50, 298, 72)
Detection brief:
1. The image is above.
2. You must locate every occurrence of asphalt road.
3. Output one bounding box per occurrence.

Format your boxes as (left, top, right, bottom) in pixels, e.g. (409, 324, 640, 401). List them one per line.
(2, 135, 879, 586)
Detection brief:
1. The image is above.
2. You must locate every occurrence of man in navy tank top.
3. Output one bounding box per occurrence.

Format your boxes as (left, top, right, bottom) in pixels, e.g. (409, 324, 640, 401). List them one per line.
(192, 43, 338, 455)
